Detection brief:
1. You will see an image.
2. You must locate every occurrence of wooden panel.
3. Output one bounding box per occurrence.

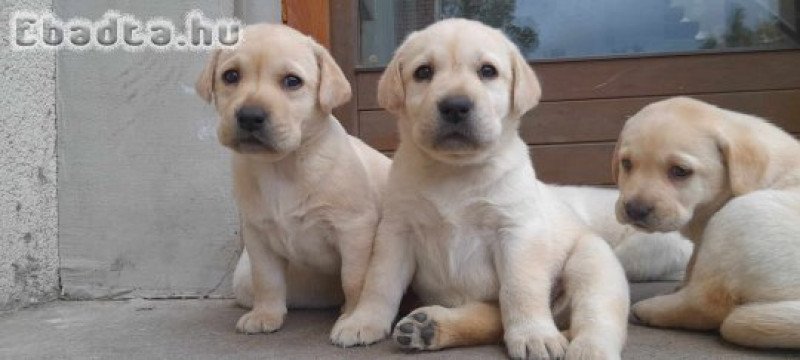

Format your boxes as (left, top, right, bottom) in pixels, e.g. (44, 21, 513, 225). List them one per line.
(359, 89, 800, 150)
(375, 144, 614, 185)
(378, 144, 614, 185)
(523, 89, 800, 144)
(382, 135, 799, 186)
(533, 134, 800, 185)
(329, 0, 359, 134)
(360, 110, 398, 151)
(283, 0, 330, 48)
(356, 51, 800, 110)
(531, 143, 614, 185)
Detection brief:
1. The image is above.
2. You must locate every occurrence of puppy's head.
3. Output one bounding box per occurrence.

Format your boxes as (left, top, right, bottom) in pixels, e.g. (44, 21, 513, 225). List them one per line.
(196, 24, 350, 159)
(612, 97, 768, 232)
(378, 19, 541, 165)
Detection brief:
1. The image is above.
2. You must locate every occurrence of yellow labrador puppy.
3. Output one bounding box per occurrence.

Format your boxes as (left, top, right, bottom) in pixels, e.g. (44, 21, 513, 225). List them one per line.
(613, 97, 800, 349)
(330, 19, 629, 359)
(196, 24, 390, 333)
(550, 186, 691, 282)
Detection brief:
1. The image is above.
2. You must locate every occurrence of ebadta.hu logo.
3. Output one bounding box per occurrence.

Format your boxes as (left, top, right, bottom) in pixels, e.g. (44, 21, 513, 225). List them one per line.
(10, 10, 241, 51)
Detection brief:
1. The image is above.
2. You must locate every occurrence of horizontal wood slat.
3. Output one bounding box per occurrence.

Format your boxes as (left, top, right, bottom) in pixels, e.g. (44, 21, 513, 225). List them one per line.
(380, 134, 798, 186)
(533, 132, 798, 185)
(360, 110, 399, 151)
(360, 89, 800, 151)
(356, 50, 800, 110)
(531, 143, 614, 185)
(377, 143, 615, 185)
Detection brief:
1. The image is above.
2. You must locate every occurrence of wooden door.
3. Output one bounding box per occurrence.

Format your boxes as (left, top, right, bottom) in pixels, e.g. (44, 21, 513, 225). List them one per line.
(308, 1, 800, 185)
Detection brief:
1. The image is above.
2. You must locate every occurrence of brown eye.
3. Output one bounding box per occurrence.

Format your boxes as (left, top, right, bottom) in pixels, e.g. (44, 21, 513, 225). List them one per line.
(478, 64, 498, 79)
(621, 159, 633, 172)
(668, 165, 693, 180)
(413, 65, 433, 81)
(282, 74, 303, 90)
(222, 69, 240, 85)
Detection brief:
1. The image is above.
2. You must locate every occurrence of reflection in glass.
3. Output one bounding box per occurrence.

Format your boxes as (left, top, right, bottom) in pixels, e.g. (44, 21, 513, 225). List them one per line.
(359, 0, 800, 66)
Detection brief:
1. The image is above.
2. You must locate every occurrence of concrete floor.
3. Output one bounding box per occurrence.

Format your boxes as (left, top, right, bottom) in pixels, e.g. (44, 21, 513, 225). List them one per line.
(1, 283, 798, 360)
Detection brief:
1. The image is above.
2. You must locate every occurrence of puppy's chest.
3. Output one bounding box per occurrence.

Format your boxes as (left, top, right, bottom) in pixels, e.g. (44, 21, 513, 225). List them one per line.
(407, 197, 511, 305)
(241, 179, 338, 271)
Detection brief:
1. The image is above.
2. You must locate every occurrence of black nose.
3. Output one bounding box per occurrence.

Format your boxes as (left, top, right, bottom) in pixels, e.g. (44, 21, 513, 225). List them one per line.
(437, 96, 473, 124)
(236, 106, 268, 132)
(625, 201, 654, 223)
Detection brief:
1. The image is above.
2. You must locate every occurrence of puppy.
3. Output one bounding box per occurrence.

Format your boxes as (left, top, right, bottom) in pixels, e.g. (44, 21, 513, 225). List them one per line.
(195, 24, 390, 333)
(550, 185, 691, 282)
(614, 97, 800, 349)
(330, 19, 630, 359)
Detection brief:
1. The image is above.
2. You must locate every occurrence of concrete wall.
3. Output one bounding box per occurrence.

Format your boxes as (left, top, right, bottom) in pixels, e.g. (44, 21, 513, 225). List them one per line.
(56, 0, 277, 300)
(0, 0, 59, 311)
(1, 0, 281, 309)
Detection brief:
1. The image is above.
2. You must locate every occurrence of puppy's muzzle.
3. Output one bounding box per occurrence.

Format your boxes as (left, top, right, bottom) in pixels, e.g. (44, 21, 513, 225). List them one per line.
(624, 200, 654, 227)
(236, 106, 268, 132)
(234, 106, 275, 152)
(437, 96, 473, 124)
(434, 96, 480, 150)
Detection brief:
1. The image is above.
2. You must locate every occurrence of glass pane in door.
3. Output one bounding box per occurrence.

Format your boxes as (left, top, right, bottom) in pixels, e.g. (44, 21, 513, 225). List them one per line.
(359, 0, 800, 66)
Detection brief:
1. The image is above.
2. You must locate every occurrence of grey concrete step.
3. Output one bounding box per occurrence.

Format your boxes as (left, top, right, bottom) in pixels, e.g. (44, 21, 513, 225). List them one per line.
(0, 283, 797, 359)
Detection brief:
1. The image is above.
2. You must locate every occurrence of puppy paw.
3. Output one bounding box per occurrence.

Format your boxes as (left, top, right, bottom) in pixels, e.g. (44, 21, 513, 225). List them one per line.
(236, 309, 285, 334)
(393, 307, 440, 351)
(631, 298, 661, 326)
(565, 336, 620, 360)
(330, 313, 390, 347)
(504, 323, 568, 360)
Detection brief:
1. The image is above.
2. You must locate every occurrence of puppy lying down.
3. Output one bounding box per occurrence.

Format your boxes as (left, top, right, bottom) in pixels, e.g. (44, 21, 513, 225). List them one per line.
(614, 97, 800, 349)
(551, 186, 690, 282)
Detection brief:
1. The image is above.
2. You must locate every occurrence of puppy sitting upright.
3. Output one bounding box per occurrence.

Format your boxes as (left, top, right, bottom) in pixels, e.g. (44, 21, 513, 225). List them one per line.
(331, 19, 629, 359)
(614, 97, 800, 349)
(196, 24, 390, 333)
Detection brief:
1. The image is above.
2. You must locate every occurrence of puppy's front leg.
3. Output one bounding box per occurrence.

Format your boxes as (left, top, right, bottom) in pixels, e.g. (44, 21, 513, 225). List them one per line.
(562, 234, 629, 360)
(236, 222, 288, 334)
(498, 233, 568, 360)
(330, 217, 415, 347)
(336, 221, 377, 316)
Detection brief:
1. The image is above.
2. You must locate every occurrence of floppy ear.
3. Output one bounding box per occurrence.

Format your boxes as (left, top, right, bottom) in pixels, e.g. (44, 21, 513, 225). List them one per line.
(313, 42, 352, 114)
(611, 139, 621, 184)
(377, 52, 404, 114)
(716, 125, 769, 196)
(195, 49, 221, 103)
(508, 43, 541, 119)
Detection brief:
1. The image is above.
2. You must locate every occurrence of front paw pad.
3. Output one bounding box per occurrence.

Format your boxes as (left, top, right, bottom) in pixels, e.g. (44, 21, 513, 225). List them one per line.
(393, 310, 439, 351)
(236, 310, 285, 334)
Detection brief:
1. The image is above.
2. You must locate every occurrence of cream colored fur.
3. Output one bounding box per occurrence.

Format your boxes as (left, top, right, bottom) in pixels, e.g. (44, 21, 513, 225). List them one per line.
(196, 24, 390, 334)
(329, 19, 632, 360)
(614, 97, 800, 349)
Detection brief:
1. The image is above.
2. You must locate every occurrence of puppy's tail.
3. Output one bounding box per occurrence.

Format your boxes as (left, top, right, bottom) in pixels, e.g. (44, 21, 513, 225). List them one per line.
(232, 250, 254, 309)
(721, 301, 800, 349)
